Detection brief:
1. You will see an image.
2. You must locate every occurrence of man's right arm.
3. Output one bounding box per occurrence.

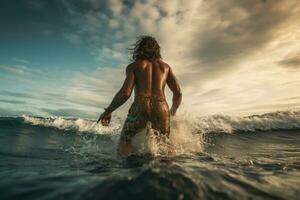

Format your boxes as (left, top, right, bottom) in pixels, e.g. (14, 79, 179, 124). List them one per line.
(166, 67, 182, 116)
(97, 63, 135, 125)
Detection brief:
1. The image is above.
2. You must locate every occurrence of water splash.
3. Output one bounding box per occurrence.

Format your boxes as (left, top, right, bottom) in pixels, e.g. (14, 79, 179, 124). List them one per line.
(130, 118, 203, 156)
(22, 114, 203, 156)
(21, 110, 300, 156)
(22, 110, 300, 135)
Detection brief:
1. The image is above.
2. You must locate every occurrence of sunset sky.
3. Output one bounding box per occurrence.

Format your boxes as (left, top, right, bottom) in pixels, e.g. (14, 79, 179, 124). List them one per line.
(0, 0, 300, 118)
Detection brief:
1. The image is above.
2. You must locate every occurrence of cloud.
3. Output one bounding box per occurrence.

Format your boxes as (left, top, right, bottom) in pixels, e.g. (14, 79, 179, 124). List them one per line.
(197, 89, 223, 98)
(0, 65, 32, 76)
(166, 0, 300, 86)
(28, 0, 45, 9)
(108, 0, 123, 16)
(61, 0, 299, 72)
(193, 1, 289, 64)
(228, 101, 300, 114)
(0, 107, 34, 117)
(2, 0, 299, 117)
(65, 66, 126, 109)
(279, 96, 300, 101)
(0, 65, 43, 77)
(11, 57, 30, 64)
(63, 33, 81, 44)
(57, 0, 300, 116)
(0, 99, 27, 104)
(92, 47, 127, 62)
(278, 52, 300, 69)
(0, 91, 34, 98)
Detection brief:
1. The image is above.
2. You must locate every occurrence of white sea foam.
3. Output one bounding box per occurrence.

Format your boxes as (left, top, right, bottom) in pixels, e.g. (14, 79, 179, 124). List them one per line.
(22, 115, 121, 135)
(130, 119, 203, 155)
(22, 110, 300, 156)
(23, 110, 300, 136)
(194, 110, 300, 134)
(22, 115, 203, 156)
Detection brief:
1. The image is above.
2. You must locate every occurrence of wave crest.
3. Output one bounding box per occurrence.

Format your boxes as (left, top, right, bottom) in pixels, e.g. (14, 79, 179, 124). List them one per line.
(19, 110, 300, 156)
(22, 115, 121, 135)
(194, 110, 300, 134)
(22, 110, 300, 135)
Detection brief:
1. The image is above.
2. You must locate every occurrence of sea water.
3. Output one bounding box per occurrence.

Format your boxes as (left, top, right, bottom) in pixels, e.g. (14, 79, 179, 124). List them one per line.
(0, 110, 300, 199)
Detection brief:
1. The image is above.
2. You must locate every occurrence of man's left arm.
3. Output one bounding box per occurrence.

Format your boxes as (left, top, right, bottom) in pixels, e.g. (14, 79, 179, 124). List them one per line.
(97, 64, 135, 125)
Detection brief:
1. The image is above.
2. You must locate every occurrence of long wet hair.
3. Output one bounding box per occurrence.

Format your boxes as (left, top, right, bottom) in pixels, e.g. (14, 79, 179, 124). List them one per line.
(129, 35, 162, 61)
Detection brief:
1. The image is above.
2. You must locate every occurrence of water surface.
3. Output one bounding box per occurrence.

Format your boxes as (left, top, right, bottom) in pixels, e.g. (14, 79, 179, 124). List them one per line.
(1, 112, 300, 199)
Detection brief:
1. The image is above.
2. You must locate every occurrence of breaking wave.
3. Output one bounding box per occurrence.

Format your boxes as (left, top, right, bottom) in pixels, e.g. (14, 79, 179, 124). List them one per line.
(22, 110, 300, 135)
(22, 115, 121, 135)
(17, 110, 300, 156)
(194, 110, 300, 134)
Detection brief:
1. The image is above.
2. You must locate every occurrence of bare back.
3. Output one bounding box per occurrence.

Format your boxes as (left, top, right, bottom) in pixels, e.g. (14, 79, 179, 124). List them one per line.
(132, 59, 169, 98)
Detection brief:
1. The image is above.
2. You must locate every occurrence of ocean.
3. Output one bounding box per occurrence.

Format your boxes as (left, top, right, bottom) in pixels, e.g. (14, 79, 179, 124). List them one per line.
(0, 111, 300, 200)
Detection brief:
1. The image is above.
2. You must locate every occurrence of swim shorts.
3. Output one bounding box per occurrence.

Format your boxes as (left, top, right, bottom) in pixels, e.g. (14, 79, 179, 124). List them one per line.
(120, 95, 170, 141)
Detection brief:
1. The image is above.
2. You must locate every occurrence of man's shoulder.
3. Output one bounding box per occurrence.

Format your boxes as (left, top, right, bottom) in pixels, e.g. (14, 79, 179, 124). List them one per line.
(127, 59, 146, 67)
(155, 60, 170, 71)
(126, 61, 140, 69)
(160, 60, 170, 68)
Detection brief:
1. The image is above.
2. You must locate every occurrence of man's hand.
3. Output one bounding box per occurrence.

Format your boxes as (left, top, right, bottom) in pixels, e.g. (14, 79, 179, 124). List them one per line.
(170, 105, 177, 116)
(97, 110, 112, 126)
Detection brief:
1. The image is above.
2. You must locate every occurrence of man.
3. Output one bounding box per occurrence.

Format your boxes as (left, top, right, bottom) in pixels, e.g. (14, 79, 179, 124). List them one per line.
(97, 36, 182, 155)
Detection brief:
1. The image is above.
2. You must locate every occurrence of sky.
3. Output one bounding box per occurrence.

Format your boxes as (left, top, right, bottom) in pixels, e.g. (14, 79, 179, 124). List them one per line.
(0, 0, 300, 118)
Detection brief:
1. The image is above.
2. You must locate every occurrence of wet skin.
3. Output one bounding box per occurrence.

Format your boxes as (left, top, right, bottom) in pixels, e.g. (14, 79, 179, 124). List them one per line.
(97, 59, 182, 155)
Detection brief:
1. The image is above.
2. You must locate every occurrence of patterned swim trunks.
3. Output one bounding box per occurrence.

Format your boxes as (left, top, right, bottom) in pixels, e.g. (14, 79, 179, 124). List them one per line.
(120, 95, 170, 141)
